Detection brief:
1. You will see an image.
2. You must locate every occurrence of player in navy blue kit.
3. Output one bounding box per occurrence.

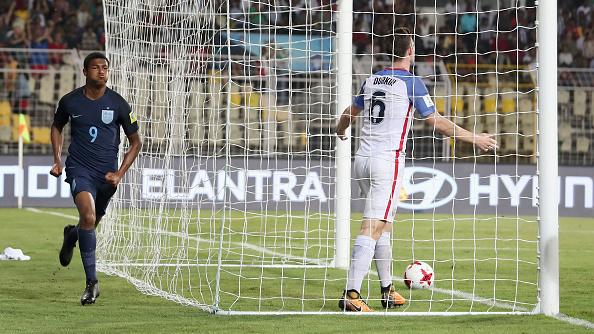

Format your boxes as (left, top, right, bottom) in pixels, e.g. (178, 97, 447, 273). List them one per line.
(50, 52, 142, 305)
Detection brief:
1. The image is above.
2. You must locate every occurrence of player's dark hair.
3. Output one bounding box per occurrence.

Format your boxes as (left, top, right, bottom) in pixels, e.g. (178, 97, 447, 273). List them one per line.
(391, 27, 413, 58)
(83, 52, 110, 69)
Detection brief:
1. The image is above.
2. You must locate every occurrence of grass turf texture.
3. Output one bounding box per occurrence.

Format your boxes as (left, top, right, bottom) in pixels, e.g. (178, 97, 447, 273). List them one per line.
(0, 208, 592, 333)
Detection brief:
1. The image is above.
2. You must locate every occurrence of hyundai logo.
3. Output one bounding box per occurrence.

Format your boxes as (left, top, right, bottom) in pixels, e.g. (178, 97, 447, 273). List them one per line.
(399, 167, 458, 210)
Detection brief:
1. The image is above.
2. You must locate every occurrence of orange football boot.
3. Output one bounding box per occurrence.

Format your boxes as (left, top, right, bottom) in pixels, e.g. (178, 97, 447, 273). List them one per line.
(381, 284, 406, 308)
(338, 290, 373, 312)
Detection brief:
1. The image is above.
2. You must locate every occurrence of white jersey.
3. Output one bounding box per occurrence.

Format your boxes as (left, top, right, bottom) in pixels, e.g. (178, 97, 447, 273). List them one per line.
(353, 68, 436, 157)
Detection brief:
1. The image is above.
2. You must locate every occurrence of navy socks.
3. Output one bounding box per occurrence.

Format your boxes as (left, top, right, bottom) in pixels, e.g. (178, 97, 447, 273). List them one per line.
(78, 228, 97, 283)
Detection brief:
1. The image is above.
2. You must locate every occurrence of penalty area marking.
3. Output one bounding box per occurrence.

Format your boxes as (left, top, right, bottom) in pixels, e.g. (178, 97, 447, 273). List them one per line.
(25, 207, 594, 328)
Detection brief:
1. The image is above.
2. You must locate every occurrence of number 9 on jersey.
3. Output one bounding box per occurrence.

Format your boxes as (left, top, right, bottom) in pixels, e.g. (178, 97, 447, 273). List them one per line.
(89, 126, 98, 143)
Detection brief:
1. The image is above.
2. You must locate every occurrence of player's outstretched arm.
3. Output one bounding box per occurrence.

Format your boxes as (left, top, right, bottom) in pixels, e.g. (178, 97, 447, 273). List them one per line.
(335, 105, 363, 140)
(105, 133, 142, 187)
(50, 121, 65, 177)
(424, 112, 498, 152)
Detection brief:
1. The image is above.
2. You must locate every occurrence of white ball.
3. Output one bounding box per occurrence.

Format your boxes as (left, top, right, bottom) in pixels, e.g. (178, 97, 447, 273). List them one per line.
(403, 261, 434, 289)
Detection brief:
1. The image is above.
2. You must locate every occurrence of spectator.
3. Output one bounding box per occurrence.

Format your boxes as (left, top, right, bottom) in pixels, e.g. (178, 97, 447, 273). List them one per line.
(64, 16, 81, 48)
(577, 1, 592, 26)
(77, 3, 92, 29)
(48, 29, 67, 66)
(506, 35, 525, 65)
(459, 5, 477, 51)
(477, 17, 492, 54)
(30, 0, 49, 28)
(417, 17, 432, 53)
(0, 4, 13, 47)
(516, 9, 530, 46)
(423, 25, 437, 54)
(482, 5, 497, 29)
(522, 49, 535, 66)
(2, 54, 19, 98)
(229, 0, 244, 28)
(79, 26, 100, 50)
(93, 12, 106, 48)
(353, 18, 370, 55)
(459, 7, 477, 34)
(6, 19, 29, 49)
(10, 0, 30, 23)
(52, 0, 70, 18)
(14, 69, 31, 113)
(88, 0, 104, 20)
(248, 2, 267, 29)
(444, 1, 459, 14)
(582, 31, 594, 64)
(559, 41, 575, 67)
(558, 8, 567, 38)
(29, 18, 51, 74)
(564, 18, 582, 41)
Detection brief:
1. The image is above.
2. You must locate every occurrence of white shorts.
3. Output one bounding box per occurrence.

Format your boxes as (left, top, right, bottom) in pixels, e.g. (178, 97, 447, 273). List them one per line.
(354, 152, 405, 223)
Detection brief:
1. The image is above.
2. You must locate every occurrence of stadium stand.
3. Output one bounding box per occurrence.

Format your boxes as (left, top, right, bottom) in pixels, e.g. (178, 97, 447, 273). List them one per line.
(0, 0, 592, 165)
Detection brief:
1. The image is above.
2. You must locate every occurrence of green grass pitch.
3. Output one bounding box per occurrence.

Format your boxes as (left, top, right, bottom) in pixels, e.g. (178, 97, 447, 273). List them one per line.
(0, 208, 592, 333)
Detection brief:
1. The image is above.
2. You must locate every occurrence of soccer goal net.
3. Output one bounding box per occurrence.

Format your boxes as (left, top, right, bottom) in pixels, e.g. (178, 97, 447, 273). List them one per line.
(98, 0, 557, 315)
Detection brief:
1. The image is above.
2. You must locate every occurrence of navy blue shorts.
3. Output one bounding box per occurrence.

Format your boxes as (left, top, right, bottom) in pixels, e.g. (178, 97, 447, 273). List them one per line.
(68, 177, 117, 218)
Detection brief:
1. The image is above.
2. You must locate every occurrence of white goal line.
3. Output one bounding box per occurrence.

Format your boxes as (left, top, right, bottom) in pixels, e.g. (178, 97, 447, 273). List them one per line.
(100, 263, 330, 268)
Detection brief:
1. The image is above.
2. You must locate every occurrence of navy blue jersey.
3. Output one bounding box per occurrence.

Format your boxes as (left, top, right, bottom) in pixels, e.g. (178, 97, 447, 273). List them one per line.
(54, 87, 138, 182)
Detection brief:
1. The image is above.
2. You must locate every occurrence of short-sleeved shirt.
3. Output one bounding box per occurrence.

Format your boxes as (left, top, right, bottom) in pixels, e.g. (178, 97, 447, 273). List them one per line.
(353, 68, 436, 157)
(54, 87, 138, 182)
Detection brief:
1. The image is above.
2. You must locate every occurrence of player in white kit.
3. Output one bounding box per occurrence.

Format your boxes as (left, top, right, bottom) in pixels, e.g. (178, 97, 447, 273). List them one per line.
(335, 27, 497, 312)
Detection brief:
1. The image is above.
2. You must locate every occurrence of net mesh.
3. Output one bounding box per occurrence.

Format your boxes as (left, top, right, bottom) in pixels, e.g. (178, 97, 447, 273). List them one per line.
(98, 0, 540, 314)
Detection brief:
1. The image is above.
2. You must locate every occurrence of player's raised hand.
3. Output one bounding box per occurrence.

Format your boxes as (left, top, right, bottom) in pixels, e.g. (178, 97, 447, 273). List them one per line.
(50, 162, 63, 177)
(474, 133, 498, 152)
(105, 171, 122, 187)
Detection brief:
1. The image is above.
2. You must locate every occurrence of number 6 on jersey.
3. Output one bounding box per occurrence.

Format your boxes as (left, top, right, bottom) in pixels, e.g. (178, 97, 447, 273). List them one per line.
(370, 91, 386, 124)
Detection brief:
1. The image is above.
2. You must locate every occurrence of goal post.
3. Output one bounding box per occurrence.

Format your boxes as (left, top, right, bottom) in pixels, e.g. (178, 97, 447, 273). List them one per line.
(334, 0, 353, 271)
(536, 0, 559, 316)
(97, 0, 558, 315)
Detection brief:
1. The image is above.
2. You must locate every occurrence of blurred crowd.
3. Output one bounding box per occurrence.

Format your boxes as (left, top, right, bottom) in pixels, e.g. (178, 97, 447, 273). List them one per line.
(558, 1, 594, 68)
(0, 0, 105, 113)
(352, 1, 539, 67)
(0, 0, 105, 69)
(229, 0, 594, 69)
(0, 0, 593, 70)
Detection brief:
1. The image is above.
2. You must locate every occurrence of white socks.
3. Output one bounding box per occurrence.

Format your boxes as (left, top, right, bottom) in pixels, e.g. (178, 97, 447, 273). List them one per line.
(374, 232, 392, 288)
(346, 235, 377, 292)
(346, 232, 393, 292)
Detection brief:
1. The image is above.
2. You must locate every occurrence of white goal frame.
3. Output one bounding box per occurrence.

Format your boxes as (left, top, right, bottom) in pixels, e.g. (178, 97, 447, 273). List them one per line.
(100, 0, 559, 316)
(534, 0, 559, 316)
